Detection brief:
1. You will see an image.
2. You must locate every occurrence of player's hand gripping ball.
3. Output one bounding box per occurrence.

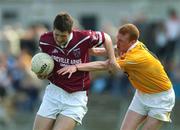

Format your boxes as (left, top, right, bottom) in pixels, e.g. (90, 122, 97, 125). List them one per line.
(31, 52, 54, 76)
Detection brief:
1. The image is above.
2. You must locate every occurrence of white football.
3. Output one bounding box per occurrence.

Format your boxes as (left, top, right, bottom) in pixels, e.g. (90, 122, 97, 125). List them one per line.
(31, 52, 54, 75)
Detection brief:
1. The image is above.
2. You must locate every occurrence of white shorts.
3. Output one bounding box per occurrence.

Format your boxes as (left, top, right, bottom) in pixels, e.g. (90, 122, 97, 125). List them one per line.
(37, 83, 88, 125)
(129, 88, 175, 122)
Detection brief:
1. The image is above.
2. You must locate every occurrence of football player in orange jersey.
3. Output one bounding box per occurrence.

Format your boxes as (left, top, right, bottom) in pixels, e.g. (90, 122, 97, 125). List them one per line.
(58, 23, 175, 130)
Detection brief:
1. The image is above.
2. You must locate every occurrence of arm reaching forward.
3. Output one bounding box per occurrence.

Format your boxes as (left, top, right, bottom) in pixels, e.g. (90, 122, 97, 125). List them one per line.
(57, 60, 109, 78)
(88, 47, 107, 56)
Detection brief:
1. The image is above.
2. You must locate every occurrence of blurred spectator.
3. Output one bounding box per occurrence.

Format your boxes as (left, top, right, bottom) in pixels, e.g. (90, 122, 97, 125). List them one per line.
(164, 8, 180, 73)
(3, 25, 21, 57)
(20, 24, 48, 56)
(155, 21, 168, 60)
(0, 54, 15, 128)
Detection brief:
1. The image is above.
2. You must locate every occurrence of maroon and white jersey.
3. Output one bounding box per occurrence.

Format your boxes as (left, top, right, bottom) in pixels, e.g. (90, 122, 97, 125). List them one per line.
(39, 29, 105, 93)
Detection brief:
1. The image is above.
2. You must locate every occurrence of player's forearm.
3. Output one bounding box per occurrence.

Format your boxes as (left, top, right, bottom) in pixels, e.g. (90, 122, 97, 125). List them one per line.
(76, 61, 108, 71)
(89, 48, 107, 56)
(104, 33, 116, 60)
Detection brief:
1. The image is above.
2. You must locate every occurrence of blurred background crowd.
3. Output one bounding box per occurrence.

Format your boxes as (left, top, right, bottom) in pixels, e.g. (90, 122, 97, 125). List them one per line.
(0, 0, 180, 130)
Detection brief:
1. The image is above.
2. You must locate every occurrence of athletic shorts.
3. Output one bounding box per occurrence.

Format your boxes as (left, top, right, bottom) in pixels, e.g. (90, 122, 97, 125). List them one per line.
(37, 83, 88, 125)
(129, 88, 175, 122)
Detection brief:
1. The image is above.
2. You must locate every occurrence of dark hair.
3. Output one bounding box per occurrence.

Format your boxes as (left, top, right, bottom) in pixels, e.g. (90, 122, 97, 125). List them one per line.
(118, 23, 139, 41)
(53, 12, 73, 33)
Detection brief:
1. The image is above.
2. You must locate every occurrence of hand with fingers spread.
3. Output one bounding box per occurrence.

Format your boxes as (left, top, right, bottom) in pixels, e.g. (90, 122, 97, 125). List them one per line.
(57, 65, 78, 79)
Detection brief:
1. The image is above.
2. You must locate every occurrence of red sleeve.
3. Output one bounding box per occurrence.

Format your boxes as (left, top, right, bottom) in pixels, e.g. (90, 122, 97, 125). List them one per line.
(39, 33, 46, 52)
(89, 30, 105, 48)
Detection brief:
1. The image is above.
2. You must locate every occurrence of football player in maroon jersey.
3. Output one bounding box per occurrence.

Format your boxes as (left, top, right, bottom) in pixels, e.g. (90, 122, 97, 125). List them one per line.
(32, 12, 118, 130)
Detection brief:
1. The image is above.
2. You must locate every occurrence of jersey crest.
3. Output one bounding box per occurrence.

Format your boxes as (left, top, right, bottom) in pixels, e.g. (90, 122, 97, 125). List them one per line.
(72, 48, 81, 58)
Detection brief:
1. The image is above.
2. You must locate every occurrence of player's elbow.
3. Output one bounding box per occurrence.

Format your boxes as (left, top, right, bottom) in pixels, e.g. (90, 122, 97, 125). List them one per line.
(104, 33, 112, 44)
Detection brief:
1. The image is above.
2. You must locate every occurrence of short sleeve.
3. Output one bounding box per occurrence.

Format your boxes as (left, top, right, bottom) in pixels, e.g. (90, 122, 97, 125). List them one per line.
(88, 30, 105, 48)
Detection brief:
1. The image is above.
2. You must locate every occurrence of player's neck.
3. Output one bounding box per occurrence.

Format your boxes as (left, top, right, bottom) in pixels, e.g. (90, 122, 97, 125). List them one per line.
(60, 42, 67, 48)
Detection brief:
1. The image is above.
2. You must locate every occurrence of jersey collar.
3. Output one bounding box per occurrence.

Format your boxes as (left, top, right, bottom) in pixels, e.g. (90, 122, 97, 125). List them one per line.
(60, 32, 73, 48)
(127, 40, 139, 52)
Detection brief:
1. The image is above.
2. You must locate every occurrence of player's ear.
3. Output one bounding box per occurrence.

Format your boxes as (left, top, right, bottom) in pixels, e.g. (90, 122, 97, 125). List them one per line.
(130, 39, 136, 45)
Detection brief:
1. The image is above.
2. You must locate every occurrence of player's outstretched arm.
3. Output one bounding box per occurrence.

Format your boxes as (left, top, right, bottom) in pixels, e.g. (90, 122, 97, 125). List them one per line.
(89, 45, 118, 57)
(89, 47, 107, 56)
(57, 60, 109, 78)
(76, 60, 109, 71)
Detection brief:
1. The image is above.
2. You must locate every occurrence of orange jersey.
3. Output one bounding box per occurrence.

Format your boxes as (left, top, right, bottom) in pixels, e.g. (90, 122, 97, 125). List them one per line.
(116, 41, 172, 94)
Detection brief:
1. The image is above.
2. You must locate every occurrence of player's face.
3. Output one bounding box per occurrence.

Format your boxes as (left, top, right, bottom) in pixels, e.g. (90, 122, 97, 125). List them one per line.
(116, 33, 131, 53)
(53, 29, 70, 46)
